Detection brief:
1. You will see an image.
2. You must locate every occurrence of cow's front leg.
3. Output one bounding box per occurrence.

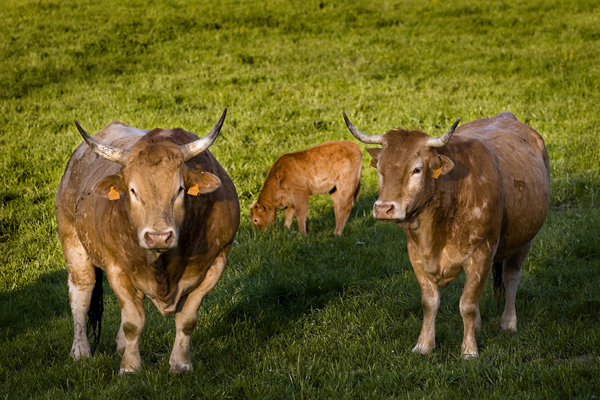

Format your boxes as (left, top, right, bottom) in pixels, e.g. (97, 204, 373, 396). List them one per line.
(170, 246, 230, 373)
(291, 191, 310, 235)
(60, 226, 96, 361)
(284, 207, 296, 230)
(413, 277, 440, 355)
(107, 269, 145, 373)
(459, 253, 492, 359)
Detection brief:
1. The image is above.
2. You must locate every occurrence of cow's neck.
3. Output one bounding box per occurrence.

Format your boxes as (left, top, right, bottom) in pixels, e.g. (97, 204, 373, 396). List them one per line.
(145, 250, 179, 300)
(400, 196, 452, 276)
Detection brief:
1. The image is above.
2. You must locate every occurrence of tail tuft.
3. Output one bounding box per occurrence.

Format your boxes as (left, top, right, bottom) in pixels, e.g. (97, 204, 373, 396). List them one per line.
(87, 267, 104, 354)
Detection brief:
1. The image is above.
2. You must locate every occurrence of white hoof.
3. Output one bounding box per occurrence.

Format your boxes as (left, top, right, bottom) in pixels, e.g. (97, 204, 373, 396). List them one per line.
(170, 363, 193, 374)
(70, 342, 92, 361)
(412, 343, 432, 355)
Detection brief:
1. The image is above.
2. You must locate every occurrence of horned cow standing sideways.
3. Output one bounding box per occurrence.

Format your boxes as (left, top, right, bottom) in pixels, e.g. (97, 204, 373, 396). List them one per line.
(344, 111, 550, 358)
(55, 110, 240, 374)
(250, 141, 362, 236)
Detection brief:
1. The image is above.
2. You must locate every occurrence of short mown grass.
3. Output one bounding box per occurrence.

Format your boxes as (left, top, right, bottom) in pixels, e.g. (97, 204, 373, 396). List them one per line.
(1, 0, 599, 398)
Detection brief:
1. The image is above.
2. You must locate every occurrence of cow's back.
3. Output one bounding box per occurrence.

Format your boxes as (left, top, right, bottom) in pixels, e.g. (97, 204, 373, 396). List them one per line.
(451, 112, 550, 259)
(277, 141, 361, 194)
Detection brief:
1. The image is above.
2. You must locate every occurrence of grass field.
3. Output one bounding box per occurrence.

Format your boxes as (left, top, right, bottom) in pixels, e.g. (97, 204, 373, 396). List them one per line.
(1, 0, 599, 398)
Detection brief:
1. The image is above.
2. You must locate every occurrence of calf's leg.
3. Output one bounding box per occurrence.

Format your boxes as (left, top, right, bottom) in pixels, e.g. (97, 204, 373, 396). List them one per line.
(284, 206, 295, 230)
(330, 189, 354, 236)
(291, 191, 310, 235)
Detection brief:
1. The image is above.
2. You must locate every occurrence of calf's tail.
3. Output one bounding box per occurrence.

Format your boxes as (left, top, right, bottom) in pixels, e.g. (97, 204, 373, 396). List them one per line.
(87, 266, 104, 353)
(492, 262, 505, 311)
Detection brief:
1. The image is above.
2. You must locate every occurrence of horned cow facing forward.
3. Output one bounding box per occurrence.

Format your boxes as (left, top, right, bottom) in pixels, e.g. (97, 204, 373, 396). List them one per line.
(344, 111, 550, 358)
(251, 141, 362, 236)
(55, 110, 240, 374)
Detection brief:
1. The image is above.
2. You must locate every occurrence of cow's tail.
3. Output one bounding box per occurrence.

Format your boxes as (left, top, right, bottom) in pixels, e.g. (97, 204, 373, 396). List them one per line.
(87, 266, 104, 353)
(492, 262, 505, 311)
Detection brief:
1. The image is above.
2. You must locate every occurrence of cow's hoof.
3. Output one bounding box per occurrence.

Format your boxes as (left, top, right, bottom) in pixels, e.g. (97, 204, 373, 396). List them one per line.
(461, 351, 479, 360)
(411, 343, 432, 355)
(170, 363, 193, 374)
(70, 344, 92, 361)
(119, 367, 139, 375)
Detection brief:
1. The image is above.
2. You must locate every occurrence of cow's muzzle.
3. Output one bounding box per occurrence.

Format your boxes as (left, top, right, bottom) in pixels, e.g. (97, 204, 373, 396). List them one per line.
(373, 200, 406, 221)
(142, 229, 177, 251)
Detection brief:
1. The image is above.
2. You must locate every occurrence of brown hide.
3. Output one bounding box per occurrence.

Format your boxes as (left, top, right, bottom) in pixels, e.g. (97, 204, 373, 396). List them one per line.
(56, 120, 240, 372)
(250, 141, 362, 235)
(347, 111, 549, 358)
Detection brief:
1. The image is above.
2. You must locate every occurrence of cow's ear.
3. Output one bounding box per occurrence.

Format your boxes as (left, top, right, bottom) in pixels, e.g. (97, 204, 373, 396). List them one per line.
(366, 148, 381, 168)
(93, 175, 125, 200)
(185, 170, 221, 196)
(429, 155, 454, 178)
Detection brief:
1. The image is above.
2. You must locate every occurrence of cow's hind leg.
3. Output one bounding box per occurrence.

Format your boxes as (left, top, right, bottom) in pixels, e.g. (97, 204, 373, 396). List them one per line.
(500, 242, 531, 332)
(60, 227, 96, 361)
(169, 246, 231, 373)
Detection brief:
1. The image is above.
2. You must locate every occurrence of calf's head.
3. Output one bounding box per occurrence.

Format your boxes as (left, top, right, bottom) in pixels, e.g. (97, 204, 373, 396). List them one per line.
(250, 200, 276, 231)
(76, 110, 226, 252)
(343, 112, 460, 222)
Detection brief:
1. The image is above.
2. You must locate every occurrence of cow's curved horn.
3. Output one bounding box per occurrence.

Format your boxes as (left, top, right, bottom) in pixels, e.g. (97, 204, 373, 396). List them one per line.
(75, 120, 129, 164)
(181, 108, 227, 161)
(343, 111, 384, 145)
(426, 117, 462, 148)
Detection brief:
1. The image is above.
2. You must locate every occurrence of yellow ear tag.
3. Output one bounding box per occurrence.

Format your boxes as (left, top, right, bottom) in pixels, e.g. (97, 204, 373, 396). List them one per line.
(187, 184, 200, 196)
(432, 167, 442, 179)
(108, 186, 120, 201)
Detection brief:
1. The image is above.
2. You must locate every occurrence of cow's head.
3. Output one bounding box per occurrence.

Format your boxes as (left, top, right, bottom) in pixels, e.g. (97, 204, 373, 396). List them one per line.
(250, 200, 276, 231)
(75, 109, 226, 252)
(343, 112, 461, 222)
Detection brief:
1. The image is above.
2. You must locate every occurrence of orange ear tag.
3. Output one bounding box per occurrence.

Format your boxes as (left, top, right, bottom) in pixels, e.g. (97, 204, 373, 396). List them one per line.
(108, 186, 120, 201)
(187, 184, 200, 196)
(432, 167, 442, 179)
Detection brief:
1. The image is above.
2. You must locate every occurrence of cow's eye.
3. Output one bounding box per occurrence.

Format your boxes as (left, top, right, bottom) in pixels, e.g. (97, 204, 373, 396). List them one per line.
(412, 167, 422, 175)
(130, 188, 136, 195)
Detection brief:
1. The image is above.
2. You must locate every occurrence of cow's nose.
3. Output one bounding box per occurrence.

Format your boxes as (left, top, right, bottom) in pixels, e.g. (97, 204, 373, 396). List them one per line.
(373, 201, 400, 220)
(144, 230, 175, 249)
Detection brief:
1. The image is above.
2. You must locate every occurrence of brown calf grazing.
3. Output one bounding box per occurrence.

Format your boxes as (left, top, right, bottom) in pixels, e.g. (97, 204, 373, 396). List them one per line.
(251, 141, 362, 236)
(55, 110, 240, 373)
(344, 111, 550, 358)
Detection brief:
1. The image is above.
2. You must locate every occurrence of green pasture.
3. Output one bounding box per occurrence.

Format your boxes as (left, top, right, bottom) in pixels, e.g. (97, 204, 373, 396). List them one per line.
(1, 0, 599, 398)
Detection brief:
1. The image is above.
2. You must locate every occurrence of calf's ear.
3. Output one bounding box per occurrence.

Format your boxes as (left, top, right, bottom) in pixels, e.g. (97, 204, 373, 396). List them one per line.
(429, 154, 454, 178)
(365, 148, 381, 168)
(93, 175, 126, 200)
(185, 169, 221, 196)
(251, 200, 266, 212)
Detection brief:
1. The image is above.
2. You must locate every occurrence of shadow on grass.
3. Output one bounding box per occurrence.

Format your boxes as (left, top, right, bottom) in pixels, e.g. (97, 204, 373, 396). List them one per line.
(0, 269, 70, 342)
